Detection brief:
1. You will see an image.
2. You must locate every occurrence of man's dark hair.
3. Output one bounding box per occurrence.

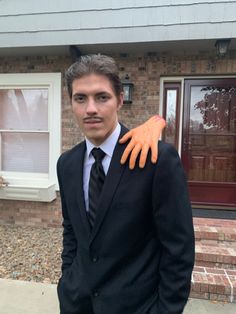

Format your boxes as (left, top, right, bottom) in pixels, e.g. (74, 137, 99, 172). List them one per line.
(65, 54, 123, 99)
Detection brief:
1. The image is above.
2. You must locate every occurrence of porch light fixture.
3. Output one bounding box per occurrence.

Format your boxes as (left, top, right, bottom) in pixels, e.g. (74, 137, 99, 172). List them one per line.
(122, 74, 134, 104)
(215, 39, 231, 57)
(0, 175, 8, 188)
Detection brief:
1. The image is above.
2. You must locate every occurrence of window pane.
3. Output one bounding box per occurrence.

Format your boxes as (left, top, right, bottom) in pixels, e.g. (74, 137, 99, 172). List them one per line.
(165, 89, 177, 145)
(188, 85, 236, 182)
(163, 82, 181, 149)
(0, 89, 48, 130)
(1, 132, 49, 173)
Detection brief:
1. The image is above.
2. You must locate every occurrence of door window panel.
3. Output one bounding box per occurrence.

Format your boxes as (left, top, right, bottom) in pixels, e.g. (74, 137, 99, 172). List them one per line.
(188, 85, 236, 183)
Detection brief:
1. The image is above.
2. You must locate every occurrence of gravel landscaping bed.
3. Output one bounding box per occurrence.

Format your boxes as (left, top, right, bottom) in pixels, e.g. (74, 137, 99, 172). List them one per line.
(0, 224, 62, 284)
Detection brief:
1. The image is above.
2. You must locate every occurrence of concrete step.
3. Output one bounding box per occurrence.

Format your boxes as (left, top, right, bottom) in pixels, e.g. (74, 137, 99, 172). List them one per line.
(195, 243, 236, 269)
(191, 266, 236, 303)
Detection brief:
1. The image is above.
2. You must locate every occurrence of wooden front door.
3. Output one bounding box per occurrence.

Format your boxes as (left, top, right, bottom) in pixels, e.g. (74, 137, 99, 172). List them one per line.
(182, 79, 236, 207)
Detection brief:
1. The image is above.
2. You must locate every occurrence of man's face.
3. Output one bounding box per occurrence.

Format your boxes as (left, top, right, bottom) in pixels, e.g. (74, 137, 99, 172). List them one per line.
(71, 74, 123, 146)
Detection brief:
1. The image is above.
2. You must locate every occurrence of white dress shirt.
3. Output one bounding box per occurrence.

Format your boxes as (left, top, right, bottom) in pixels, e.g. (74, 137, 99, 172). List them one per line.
(83, 123, 121, 211)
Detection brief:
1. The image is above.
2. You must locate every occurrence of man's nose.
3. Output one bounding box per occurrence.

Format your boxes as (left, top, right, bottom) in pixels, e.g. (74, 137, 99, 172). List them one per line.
(86, 98, 98, 114)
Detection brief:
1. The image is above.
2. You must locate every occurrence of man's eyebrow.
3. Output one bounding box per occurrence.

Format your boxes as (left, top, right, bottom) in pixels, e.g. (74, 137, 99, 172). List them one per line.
(72, 92, 86, 97)
(96, 91, 111, 96)
(72, 91, 111, 98)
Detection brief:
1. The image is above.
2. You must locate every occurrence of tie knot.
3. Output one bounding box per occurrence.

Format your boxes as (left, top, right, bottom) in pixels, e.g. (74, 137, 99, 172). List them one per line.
(91, 148, 105, 161)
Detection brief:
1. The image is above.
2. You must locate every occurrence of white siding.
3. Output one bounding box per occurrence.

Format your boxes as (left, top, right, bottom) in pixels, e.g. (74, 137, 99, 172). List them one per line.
(1, 0, 236, 15)
(0, 0, 236, 48)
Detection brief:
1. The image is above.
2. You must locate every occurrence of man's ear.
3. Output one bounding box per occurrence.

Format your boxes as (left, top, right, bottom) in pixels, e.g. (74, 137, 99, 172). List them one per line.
(117, 92, 124, 111)
(70, 99, 75, 112)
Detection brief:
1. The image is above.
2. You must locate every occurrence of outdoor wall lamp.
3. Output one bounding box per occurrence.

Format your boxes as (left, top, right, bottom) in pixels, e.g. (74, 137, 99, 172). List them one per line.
(215, 39, 231, 57)
(0, 175, 8, 188)
(122, 74, 134, 104)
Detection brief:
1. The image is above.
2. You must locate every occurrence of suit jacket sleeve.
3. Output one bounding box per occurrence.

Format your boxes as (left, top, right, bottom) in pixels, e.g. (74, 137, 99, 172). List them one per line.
(152, 142, 195, 314)
(57, 154, 77, 272)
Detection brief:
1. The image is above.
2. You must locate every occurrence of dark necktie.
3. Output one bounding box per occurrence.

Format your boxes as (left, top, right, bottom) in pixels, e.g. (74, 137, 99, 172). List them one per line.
(88, 148, 106, 228)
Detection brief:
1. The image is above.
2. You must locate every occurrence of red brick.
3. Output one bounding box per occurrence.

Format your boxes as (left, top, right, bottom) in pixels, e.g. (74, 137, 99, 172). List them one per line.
(205, 268, 225, 275)
(190, 291, 209, 300)
(193, 266, 205, 273)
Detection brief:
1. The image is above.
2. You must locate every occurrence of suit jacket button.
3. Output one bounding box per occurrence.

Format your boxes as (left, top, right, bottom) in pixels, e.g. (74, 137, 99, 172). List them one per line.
(93, 291, 99, 297)
(92, 256, 98, 262)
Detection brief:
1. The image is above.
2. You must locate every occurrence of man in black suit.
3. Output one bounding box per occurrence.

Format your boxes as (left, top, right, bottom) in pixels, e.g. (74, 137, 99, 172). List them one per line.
(57, 54, 195, 314)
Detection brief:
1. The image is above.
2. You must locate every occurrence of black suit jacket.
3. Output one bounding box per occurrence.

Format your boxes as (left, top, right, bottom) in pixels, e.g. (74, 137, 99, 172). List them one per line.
(57, 125, 195, 314)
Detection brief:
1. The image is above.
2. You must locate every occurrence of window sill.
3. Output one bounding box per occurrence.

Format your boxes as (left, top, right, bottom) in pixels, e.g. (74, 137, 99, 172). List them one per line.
(0, 183, 56, 202)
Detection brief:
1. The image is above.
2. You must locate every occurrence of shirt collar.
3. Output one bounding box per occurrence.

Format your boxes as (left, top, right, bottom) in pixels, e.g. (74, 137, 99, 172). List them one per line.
(85, 123, 121, 158)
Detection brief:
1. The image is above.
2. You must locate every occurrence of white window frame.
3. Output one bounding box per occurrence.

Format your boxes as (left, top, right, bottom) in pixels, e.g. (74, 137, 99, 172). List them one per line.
(0, 73, 61, 202)
(159, 77, 184, 156)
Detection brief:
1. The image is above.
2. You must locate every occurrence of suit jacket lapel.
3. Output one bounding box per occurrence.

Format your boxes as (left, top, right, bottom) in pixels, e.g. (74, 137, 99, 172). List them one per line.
(75, 142, 91, 239)
(89, 125, 128, 244)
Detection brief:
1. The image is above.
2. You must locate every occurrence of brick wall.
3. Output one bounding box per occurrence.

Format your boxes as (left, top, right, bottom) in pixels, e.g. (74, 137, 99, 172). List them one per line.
(0, 194, 61, 227)
(0, 51, 236, 227)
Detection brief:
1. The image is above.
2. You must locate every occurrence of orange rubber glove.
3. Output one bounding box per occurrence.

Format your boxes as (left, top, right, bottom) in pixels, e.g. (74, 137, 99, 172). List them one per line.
(119, 116, 166, 169)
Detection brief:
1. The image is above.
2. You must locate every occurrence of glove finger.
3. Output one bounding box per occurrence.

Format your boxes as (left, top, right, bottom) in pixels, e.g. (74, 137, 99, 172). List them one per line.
(129, 143, 142, 170)
(139, 144, 149, 168)
(155, 118, 166, 136)
(120, 140, 135, 164)
(119, 130, 133, 144)
(151, 140, 158, 163)
(154, 126, 162, 140)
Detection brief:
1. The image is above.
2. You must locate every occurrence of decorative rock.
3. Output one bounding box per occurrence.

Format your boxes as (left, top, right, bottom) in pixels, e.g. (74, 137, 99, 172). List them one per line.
(0, 224, 62, 284)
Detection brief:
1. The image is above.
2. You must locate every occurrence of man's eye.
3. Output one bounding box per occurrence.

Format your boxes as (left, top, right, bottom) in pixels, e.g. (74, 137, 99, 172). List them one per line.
(74, 95, 85, 103)
(97, 95, 109, 102)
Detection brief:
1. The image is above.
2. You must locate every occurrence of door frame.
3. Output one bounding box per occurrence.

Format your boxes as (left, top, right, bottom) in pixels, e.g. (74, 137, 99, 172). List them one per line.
(160, 75, 236, 209)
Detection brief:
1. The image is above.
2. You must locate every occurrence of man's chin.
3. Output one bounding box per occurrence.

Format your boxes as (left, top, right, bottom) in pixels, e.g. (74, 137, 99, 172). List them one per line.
(85, 131, 105, 146)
